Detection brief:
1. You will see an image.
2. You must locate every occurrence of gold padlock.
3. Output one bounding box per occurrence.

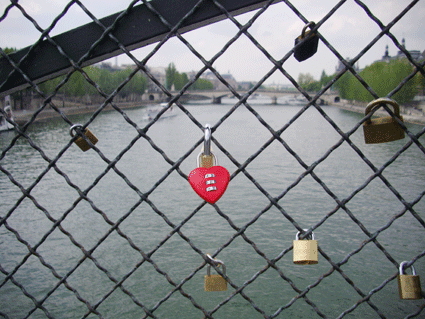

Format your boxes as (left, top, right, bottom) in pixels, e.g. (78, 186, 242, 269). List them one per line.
(204, 254, 227, 292)
(293, 230, 318, 265)
(397, 261, 422, 300)
(70, 124, 98, 152)
(363, 98, 405, 144)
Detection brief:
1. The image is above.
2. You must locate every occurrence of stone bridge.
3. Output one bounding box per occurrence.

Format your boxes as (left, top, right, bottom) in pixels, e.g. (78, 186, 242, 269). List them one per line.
(182, 90, 339, 105)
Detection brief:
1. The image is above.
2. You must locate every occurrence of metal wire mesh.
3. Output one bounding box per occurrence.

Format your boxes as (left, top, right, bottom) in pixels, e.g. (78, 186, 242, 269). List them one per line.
(0, 0, 424, 318)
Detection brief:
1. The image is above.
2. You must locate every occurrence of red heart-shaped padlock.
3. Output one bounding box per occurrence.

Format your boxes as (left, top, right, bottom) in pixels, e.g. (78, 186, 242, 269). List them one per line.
(188, 166, 230, 204)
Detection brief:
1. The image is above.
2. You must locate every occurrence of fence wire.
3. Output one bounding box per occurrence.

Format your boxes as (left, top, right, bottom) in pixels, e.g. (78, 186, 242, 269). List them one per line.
(0, 0, 424, 318)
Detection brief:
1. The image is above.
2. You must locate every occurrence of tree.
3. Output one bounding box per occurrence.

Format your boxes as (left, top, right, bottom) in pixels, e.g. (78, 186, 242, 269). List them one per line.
(191, 78, 214, 90)
(166, 63, 177, 90)
(334, 59, 418, 104)
(298, 73, 321, 92)
(174, 72, 189, 91)
(416, 72, 425, 95)
(319, 70, 334, 88)
(2, 47, 16, 54)
(118, 68, 147, 97)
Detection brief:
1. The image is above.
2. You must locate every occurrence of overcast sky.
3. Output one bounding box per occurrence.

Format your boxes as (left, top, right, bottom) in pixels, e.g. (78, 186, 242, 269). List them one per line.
(1, 0, 424, 86)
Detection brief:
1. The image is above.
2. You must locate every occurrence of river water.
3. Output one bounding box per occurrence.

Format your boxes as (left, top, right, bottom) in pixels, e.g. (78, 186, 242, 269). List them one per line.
(0, 96, 424, 318)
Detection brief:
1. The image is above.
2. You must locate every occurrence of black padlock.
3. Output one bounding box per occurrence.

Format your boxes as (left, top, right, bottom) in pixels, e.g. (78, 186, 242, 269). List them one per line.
(294, 22, 319, 62)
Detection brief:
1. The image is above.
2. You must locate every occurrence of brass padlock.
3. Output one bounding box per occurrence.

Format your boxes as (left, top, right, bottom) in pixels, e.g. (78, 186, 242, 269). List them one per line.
(204, 254, 227, 292)
(294, 22, 319, 62)
(397, 261, 422, 300)
(293, 230, 318, 265)
(363, 98, 405, 144)
(70, 124, 98, 152)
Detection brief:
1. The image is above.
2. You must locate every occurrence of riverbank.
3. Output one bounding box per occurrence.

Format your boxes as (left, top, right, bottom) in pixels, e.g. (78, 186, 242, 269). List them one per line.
(10, 97, 425, 127)
(12, 100, 154, 126)
(327, 99, 425, 126)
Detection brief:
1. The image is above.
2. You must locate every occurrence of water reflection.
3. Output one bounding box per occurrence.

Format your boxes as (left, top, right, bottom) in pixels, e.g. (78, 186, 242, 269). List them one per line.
(0, 100, 424, 318)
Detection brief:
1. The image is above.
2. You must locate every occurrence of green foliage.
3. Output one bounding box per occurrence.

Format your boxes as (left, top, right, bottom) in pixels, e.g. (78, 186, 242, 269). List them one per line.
(416, 72, 425, 95)
(166, 63, 195, 90)
(2, 47, 16, 54)
(174, 72, 189, 91)
(319, 70, 334, 88)
(166, 62, 214, 90)
(166, 63, 177, 90)
(298, 73, 321, 92)
(334, 59, 418, 104)
(190, 78, 214, 90)
(38, 66, 146, 98)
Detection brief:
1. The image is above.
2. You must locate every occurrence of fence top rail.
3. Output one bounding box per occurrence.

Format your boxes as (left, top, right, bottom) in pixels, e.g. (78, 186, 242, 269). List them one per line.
(0, 0, 271, 97)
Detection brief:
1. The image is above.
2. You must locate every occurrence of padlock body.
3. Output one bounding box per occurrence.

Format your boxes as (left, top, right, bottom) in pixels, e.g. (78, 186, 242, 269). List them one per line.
(294, 31, 319, 62)
(363, 116, 405, 144)
(293, 240, 318, 264)
(204, 274, 227, 291)
(74, 129, 98, 151)
(397, 274, 422, 300)
(199, 154, 215, 168)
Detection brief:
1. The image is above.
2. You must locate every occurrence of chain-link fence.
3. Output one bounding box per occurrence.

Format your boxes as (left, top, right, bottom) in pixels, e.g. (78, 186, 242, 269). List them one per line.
(0, 0, 425, 318)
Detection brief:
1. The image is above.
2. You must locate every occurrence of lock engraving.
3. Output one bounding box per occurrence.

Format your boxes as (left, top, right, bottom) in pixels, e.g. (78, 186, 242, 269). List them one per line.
(204, 254, 227, 292)
(70, 124, 98, 152)
(205, 174, 217, 192)
(293, 230, 318, 264)
(397, 261, 422, 300)
(363, 98, 405, 144)
(294, 22, 319, 62)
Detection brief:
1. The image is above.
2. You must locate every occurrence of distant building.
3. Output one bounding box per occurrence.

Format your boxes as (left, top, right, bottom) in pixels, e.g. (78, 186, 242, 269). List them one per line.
(238, 81, 256, 90)
(97, 62, 122, 72)
(377, 39, 423, 63)
(202, 71, 238, 91)
(335, 58, 360, 73)
(145, 66, 166, 92)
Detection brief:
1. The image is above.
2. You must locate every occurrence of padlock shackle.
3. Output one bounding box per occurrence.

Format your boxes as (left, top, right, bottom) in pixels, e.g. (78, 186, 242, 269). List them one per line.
(204, 124, 212, 156)
(399, 261, 416, 276)
(365, 98, 401, 120)
(206, 254, 226, 276)
(295, 229, 315, 241)
(301, 21, 316, 38)
(70, 124, 85, 137)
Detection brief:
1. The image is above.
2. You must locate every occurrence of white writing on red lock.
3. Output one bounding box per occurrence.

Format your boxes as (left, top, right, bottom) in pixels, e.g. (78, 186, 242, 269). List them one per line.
(205, 174, 217, 192)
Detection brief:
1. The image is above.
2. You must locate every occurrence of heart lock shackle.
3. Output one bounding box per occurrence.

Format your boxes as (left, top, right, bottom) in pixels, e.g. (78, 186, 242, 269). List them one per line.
(204, 254, 228, 292)
(70, 124, 98, 152)
(294, 21, 319, 62)
(397, 261, 422, 300)
(197, 124, 218, 169)
(188, 124, 230, 204)
(293, 229, 318, 265)
(363, 98, 405, 144)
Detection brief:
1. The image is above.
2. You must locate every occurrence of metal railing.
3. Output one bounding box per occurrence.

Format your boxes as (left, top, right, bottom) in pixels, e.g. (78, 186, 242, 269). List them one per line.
(0, 0, 424, 318)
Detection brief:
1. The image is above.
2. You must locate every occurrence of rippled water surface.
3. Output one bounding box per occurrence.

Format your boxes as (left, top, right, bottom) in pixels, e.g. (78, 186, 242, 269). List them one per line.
(1, 99, 424, 318)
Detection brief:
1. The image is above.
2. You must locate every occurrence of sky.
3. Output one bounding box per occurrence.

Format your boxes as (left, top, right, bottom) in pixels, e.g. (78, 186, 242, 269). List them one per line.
(1, 0, 424, 86)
